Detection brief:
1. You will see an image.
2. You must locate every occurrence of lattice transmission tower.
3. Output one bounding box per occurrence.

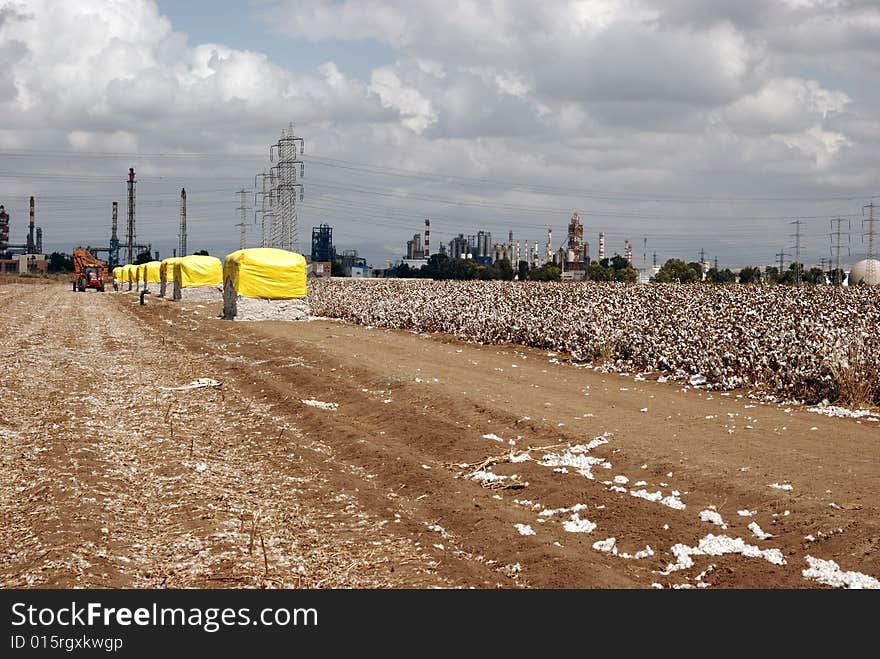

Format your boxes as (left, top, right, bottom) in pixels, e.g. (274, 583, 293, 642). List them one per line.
(269, 123, 304, 252)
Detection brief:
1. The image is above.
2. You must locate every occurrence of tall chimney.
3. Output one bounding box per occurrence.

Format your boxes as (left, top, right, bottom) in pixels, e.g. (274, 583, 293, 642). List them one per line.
(111, 202, 118, 242)
(126, 167, 136, 264)
(546, 228, 553, 263)
(625, 239, 632, 265)
(424, 218, 430, 258)
(598, 232, 605, 261)
(27, 196, 35, 253)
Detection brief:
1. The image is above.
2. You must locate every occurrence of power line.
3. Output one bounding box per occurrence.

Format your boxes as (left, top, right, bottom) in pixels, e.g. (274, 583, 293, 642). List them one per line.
(1, 148, 878, 203)
(790, 219, 804, 286)
(235, 188, 251, 250)
(830, 217, 850, 286)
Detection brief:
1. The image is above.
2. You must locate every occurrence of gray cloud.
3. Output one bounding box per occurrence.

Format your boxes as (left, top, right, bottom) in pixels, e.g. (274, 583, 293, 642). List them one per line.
(1, 0, 878, 269)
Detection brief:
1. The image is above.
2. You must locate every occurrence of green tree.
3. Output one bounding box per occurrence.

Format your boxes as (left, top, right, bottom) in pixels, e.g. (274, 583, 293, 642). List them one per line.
(764, 265, 780, 283)
(517, 260, 530, 281)
(609, 254, 629, 271)
(829, 268, 845, 286)
(613, 266, 639, 283)
(47, 252, 73, 273)
(134, 251, 152, 265)
(777, 262, 804, 285)
(492, 258, 515, 281)
(707, 267, 736, 284)
(803, 267, 827, 285)
(738, 266, 762, 284)
(528, 264, 561, 281)
(477, 264, 497, 280)
(585, 262, 612, 281)
(652, 259, 700, 283)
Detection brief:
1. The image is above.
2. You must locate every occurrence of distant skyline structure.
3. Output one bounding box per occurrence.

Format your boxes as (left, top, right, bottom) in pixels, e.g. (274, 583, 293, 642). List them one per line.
(269, 123, 304, 253)
(179, 188, 187, 257)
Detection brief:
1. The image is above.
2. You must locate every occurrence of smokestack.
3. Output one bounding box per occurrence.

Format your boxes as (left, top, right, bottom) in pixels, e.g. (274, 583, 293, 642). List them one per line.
(179, 188, 187, 258)
(111, 202, 118, 242)
(508, 229, 513, 248)
(36, 227, 42, 254)
(598, 232, 605, 261)
(625, 240, 632, 265)
(27, 196, 35, 253)
(424, 218, 430, 258)
(546, 228, 553, 263)
(126, 168, 136, 264)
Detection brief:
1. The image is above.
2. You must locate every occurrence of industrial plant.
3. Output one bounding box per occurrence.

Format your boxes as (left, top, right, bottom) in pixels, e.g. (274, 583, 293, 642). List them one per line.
(0, 196, 46, 274)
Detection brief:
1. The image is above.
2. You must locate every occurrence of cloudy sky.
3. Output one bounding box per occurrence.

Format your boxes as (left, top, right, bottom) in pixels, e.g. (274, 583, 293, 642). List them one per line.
(1, 0, 879, 268)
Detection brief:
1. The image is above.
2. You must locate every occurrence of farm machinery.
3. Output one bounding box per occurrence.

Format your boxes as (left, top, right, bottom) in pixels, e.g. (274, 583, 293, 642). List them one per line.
(72, 248, 108, 292)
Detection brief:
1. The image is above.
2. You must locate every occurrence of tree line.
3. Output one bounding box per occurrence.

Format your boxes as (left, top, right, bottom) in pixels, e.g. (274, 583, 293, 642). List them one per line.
(391, 253, 848, 285)
(651, 258, 846, 285)
(392, 253, 639, 282)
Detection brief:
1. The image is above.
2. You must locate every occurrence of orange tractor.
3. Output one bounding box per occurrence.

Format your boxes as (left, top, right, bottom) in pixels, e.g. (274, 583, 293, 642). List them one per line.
(72, 248, 108, 292)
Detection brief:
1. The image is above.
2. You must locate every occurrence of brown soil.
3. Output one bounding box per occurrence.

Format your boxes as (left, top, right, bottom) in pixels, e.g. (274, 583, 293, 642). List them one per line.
(2, 284, 878, 589)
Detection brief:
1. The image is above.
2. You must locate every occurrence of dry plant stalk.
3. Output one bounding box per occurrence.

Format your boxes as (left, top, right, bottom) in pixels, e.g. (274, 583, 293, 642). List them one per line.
(259, 532, 269, 578)
(829, 340, 880, 406)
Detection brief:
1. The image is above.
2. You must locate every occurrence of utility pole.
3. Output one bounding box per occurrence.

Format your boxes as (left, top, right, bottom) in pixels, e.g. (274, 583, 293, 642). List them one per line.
(126, 167, 136, 264)
(652, 251, 657, 268)
(775, 250, 790, 276)
(235, 188, 251, 249)
(864, 202, 877, 260)
(864, 202, 878, 284)
(178, 188, 187, 257)
(830, 217, 850, 286)
(269, 123, 305, 252)
(254, 171, 271, 248)
(110, 201, 119, 269)
(790, 219, 804, 286)
(699, 248, 705, 265)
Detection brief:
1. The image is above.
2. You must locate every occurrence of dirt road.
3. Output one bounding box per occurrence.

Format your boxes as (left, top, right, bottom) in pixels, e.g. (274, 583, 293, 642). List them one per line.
(2, 283, 878, 588)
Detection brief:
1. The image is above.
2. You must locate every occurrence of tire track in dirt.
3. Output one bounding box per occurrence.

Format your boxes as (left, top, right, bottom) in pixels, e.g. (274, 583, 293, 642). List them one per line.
(123, 294, 880, 588)
(0, 285, 466, 588)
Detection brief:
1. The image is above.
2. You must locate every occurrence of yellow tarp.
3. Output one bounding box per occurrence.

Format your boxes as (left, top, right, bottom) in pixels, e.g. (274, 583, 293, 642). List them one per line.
(224, 248, 307, 299)
(160, 257, 181, 282)
(176, 255, 222, 288)
(112, 266, 122, 281)
(136, 263, 146, 283)
(144, 261, 162, 283)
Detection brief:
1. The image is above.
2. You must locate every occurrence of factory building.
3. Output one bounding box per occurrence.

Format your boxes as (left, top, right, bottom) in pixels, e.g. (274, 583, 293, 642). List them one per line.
(448, 234, 469, 260)
(406, 233, 425, 260)
(0, 199, 47, 274)
(563, 212, 589, 272)
(311, 224, 335, 263)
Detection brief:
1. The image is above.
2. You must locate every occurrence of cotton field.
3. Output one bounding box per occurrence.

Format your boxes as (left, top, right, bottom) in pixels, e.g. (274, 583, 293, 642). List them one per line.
(309, 280, 880, 405)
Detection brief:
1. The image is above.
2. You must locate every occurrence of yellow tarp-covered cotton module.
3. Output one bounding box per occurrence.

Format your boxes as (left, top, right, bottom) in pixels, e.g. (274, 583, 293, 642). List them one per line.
(144, 261, 162, 283)
(160, 257, 181, 282)
(176, 255, 222, 288)
(224, 248, 307, 299)
(112, 266, 122, 281)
